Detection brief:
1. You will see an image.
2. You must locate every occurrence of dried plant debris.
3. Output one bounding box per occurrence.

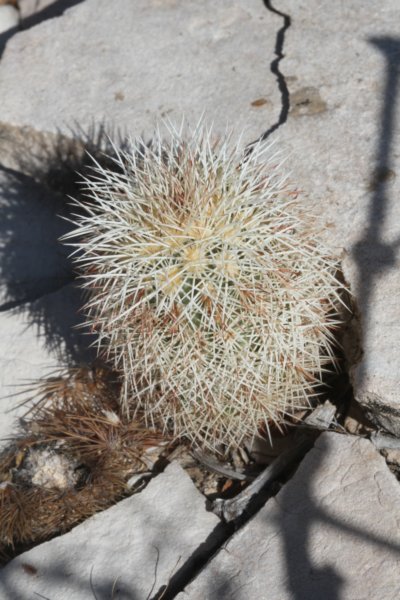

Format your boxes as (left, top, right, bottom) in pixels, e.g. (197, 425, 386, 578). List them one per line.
(0, 365, 169, 564)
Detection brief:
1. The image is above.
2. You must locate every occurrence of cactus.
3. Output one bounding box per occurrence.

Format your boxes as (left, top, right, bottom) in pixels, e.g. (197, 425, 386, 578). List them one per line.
(64, 121, 345, 452)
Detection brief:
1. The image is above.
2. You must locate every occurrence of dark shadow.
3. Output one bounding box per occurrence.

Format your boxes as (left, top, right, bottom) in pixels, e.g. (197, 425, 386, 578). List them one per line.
(1, 14, 399, 600)
(0, 122, 128, 365)
(150, 521, 232, 600)
(0, 22, 18, 59)
(0, 164, 73, 309)
(21, 0, 85, 30)
(351, 38, 400, 401)
(278, 435, 344, 600)
(277, 433, 400, 600)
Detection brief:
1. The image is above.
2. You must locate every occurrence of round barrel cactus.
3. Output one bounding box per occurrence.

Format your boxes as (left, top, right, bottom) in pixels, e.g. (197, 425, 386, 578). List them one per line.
(64, 122, 345, 452)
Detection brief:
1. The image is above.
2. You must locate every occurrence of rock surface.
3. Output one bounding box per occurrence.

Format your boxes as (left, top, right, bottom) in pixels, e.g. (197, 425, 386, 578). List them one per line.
(267, 1, 400, 435)
(0, 461, 221, 600)
(178, 432, 400, 600)
(0, 284, 93, 444)
(0, 0, 281, 145)
(0, 5, 18, 35)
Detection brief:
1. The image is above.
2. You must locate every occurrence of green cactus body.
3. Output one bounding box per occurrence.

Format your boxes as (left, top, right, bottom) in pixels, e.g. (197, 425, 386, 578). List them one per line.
(64, 122, 345, 452)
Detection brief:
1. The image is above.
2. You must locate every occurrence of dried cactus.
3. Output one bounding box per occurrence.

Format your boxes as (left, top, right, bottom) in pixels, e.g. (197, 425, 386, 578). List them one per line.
(0, 365, 166, 563)
(64, 122, 346, 452)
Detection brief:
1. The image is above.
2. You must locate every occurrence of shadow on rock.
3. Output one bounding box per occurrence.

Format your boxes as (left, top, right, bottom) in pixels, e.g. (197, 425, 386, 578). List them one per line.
(351, 37, 400, 389)
(278, 435, 344, 600)
(0, 121, 128, 365)
(20, 0, 86, 31)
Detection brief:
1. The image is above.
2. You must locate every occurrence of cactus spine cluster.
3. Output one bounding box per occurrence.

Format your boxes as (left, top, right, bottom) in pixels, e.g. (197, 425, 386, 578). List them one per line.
(64, 122, 344, 452)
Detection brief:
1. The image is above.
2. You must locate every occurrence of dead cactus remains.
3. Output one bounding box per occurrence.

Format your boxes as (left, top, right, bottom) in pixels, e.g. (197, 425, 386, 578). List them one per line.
(0, 364, 168, 563)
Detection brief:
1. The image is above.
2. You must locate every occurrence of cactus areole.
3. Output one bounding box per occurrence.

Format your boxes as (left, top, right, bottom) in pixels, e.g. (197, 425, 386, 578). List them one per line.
(64, 122, 345, 452)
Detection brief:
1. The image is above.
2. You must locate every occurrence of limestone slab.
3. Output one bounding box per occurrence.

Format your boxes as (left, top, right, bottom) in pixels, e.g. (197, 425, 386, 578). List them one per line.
(178, 432, 400, 600)
(260, 1, 400, 434)
(0, 0, 281, 144)
(0, 461, 221, 600)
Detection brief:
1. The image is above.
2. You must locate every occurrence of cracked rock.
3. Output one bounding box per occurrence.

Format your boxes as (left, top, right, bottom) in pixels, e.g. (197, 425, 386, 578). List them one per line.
(178, 432, 400, 600)
(0, 0, 281, 150)
(269, 0, 400, 436)
(0, 461, 221, 600)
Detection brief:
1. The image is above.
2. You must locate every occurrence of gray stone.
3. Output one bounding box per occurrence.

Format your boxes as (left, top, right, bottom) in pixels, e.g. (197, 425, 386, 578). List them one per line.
(178, 432, 400, 600)
(0, 461, 221, 600)
(0, 5, 18, 34)
(0, 0, 281, 145)
(0, 284, 93, 445)
(261, 1, 400, 434)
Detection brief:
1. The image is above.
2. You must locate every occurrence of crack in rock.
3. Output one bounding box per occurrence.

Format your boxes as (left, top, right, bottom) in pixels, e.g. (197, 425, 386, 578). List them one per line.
(263, 0, 291, 136)
(247, 0, 291, 154)
(0, 1, 86, 60)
